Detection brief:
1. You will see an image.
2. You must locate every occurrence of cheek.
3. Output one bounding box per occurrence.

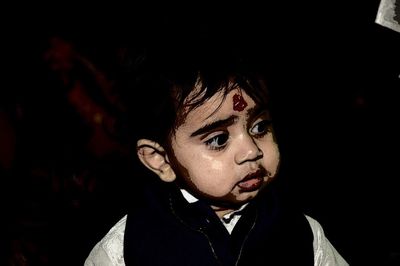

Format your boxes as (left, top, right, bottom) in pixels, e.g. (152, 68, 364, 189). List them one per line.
(263, 143, 280, 175)
(188, 153, 226, 185)
(183, 153, 231, 191)
(174, 149, 213, 175)
(197, 153, 224, 171)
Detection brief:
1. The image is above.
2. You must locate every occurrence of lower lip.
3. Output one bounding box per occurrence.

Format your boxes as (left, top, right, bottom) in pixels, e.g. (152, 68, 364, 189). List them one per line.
(237, 176, 263, 192)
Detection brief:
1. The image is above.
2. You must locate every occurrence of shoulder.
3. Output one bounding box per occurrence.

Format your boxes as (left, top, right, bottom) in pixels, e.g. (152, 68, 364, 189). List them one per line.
(84, 215, 127, 266)
(305, 215, 349, 266)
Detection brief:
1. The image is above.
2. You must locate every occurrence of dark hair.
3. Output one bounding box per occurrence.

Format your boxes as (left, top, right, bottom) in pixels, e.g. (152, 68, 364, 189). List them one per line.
(118, 35, 273, 148)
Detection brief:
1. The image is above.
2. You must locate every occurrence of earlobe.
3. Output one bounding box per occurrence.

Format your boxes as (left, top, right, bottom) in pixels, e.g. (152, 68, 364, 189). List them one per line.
(136, 139, 176, 182)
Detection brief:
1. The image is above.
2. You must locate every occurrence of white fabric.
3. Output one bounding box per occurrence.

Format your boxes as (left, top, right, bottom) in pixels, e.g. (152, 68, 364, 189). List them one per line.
(306, 216, 349, 266)
(180, 188, 199, 203)
(375, 0, 400, 32)
(84, 214, 349, 266)
(84, 216, 126, 266)
(220, 203, 248, 234)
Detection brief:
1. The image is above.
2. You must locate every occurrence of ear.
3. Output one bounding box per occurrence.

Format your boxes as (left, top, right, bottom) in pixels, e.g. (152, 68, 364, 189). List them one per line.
(136, 139, 176, 182)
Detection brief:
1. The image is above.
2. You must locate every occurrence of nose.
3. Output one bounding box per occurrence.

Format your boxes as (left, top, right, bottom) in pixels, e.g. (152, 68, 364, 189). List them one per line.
(234, 134, 263, 164)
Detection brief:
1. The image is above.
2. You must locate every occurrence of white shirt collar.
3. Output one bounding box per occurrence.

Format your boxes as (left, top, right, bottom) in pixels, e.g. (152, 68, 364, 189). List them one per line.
(179, 188, 248, 234)
(180, 188, 199, 203)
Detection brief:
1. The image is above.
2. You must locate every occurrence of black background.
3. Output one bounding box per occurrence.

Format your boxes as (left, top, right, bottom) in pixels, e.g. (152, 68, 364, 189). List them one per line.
(2, 1, 400, 265)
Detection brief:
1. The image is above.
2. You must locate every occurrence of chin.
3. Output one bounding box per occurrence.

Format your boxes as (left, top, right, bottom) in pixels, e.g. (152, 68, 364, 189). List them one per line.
(234, 192, 258, 204)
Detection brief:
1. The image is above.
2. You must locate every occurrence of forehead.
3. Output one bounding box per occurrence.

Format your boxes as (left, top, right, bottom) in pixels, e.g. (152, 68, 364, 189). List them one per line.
(171, 75, 270, 134)
(182, 89, 258, 128)
(186, 90, 227, 122)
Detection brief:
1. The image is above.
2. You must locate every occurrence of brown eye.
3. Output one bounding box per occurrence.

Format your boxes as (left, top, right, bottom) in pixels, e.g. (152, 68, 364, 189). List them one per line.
(250, 120, 271, 137)
(204, 133, 229, 150)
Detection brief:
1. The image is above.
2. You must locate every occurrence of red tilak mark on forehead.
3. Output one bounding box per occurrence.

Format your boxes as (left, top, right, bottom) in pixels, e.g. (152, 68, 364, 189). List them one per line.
(232, 93, 247, 111)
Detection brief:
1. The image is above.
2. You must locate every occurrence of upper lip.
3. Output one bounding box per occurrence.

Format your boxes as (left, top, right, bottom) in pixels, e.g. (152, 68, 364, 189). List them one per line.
(240, 168, 265, 183)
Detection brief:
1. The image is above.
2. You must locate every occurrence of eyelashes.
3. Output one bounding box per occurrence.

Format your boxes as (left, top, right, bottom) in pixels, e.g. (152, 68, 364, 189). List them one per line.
(203, 119, 272, 151)
(204, 133, 229, 151)
(250, 119, 272, 138)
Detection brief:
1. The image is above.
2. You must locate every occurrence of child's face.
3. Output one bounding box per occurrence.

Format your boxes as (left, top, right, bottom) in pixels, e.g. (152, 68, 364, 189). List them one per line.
(169, 88, 280, 208)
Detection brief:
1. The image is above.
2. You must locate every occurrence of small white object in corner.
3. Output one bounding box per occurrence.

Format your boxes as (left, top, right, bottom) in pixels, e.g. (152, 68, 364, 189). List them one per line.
(375, 0, 400, 33)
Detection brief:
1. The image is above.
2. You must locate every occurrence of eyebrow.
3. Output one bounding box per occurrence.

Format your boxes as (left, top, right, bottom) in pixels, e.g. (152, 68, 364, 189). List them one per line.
(189, 105, 268, 138)
(246, 105, 265, 120)
(190, 115, 237, 137)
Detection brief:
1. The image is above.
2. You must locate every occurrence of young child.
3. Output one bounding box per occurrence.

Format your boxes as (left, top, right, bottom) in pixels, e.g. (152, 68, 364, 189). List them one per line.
(84, 39, 348, 266)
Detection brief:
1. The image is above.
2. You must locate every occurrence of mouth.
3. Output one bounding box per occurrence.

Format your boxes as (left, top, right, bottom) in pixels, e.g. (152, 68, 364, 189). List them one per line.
(237, 169, 266, 192)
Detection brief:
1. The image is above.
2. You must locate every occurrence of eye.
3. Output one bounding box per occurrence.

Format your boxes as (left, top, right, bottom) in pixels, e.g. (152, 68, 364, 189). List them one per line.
(250, 119, 271, 137)
(204, 133, 229, 150)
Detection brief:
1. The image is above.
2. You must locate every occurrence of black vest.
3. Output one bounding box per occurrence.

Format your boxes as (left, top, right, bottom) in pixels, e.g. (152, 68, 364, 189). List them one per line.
(124, 182, 314, 266)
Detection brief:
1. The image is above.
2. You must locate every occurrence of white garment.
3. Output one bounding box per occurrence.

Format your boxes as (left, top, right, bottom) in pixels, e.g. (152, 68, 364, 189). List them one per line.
(84, 214, 349, 266)
(220, 203, 248, 234)
(375, 0, 400, 32)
